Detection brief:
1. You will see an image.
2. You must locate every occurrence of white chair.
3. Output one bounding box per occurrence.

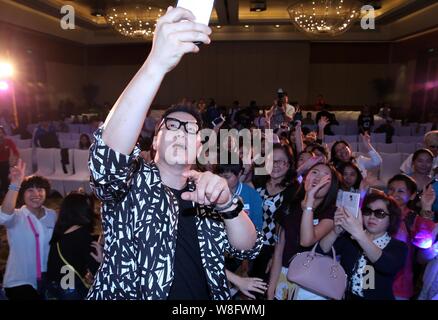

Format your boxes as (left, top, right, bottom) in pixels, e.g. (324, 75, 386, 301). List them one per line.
(34, 148, 57, 176)
(18, 148, 34, 176)
(416, 142, 425, 150)
(70, 133, 81, 140)
(15, 139, 32, 148)
(371, 133, 386, 144)
(57, 132, 71, 140)
(396, 143, 416, 154)
(400, 153, 411, 163)
(342, 135, 358, 144)
(332, 125, 346, 136)
(78, 124, 92, 134)
(60, 139, 78, 149)
(379, 153, 403, 185)
(46, 149, 74, 195)
(395, 126, 412, 136)
(376, 143, 397, 153)
(68, 124, 81, 133)
(324, 135, 341, 144)
(62, 149, 92, 195)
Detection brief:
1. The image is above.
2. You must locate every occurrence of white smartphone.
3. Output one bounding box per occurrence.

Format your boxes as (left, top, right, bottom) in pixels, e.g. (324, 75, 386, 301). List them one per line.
(176, 0, 215, 26)
(341, 191, 361, 218)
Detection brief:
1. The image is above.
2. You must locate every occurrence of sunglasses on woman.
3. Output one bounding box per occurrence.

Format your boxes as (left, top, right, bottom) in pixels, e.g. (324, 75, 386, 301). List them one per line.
(362, 208, 390, 219)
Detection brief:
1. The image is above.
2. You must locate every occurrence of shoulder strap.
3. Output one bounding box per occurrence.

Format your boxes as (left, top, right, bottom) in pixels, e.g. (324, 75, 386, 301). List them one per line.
(56, 243, 91, 289)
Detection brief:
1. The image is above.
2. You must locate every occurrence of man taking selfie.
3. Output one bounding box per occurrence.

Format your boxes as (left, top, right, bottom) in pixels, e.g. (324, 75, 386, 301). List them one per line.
(86, 7, 262, 300)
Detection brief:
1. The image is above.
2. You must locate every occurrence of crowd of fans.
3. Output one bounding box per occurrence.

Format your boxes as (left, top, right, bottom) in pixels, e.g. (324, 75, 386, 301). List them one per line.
(0, 92, 437, 301)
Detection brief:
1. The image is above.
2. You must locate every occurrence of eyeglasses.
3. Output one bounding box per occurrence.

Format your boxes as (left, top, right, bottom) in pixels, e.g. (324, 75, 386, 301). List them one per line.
(158, 117, 200, 135)
(362, 208, 390, 219)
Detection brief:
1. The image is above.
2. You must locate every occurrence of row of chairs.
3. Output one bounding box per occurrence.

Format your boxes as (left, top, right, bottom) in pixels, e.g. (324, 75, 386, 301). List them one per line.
(325, 142, 424, 154)
(26, 123, 95, 135)
(324, 134, 424, 144)
(18, 148, 91, 196)
(335, 152, 411, 187)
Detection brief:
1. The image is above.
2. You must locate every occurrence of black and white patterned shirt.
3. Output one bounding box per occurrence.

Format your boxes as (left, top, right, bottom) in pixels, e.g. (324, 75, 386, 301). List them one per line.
(87, 129, 263, 300)
(256, 187, 286, 246)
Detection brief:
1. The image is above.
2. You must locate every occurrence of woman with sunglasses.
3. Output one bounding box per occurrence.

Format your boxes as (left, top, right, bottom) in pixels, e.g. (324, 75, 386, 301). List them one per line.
(319, 193, 407, 300)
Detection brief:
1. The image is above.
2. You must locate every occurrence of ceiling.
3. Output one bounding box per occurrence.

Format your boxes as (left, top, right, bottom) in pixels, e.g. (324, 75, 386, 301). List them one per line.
(1, 0, 438, 44)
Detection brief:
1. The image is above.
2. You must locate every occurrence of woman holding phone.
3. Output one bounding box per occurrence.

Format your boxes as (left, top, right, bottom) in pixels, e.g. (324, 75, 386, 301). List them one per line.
(319, 193, 408, 300)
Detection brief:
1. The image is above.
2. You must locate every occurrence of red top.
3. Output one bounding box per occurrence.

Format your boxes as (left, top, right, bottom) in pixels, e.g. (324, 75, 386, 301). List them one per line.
(0, 138, 19, 162)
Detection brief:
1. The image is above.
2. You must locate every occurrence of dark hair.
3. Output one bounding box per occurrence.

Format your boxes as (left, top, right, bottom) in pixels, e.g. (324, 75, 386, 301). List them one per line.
(18, 176, 51, 204)
(50, 192, 96, 244)
(79, 133, 91, 149)
(257, 143, 297, 188)
(361, 193, 402, 236)
(217, 152, 243, 176)
(412, 148, 434, 162)
(388, 174, 418, 195)
(297, 150, 314, 161)
(330, 140, 353, 169)
(301, 127, 311, 136)
(338, 161, 363, 190)
(309, 143, 328, 158)
(156, 105, 203, 134)
(294, 163, 340, 216)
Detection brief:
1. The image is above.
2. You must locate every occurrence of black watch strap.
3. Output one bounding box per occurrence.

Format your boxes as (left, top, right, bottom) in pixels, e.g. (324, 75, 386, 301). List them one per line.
(216, 197, 244, 220)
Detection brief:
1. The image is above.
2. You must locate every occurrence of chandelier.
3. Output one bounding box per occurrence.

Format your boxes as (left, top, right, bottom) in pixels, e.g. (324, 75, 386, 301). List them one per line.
(287, 0, 362, 36)
(105, 2, 164, 38)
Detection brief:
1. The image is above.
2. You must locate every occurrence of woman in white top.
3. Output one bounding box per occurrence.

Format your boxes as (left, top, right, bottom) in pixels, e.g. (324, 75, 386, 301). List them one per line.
(0, 159, 57, 300)
(330, 133, 382, 178)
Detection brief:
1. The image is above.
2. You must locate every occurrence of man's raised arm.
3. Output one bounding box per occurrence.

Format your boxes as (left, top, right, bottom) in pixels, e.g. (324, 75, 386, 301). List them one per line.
(101, 7, 212, 155)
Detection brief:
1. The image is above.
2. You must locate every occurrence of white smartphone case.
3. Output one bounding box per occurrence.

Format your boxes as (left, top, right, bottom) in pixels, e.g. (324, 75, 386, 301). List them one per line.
(177, 0, 215, 25)
(341, 191, 361, 218)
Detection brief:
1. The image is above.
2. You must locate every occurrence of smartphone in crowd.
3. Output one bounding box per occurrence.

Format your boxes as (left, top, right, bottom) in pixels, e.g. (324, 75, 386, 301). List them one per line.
(341, 191, 361, 218)
(212, 115, 225, 127)
(176, 0, 215, 25)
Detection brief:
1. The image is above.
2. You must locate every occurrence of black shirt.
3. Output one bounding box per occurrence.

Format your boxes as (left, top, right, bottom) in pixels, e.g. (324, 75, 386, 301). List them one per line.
(47, 227, 99, 283)
(167, 187, 211, 300)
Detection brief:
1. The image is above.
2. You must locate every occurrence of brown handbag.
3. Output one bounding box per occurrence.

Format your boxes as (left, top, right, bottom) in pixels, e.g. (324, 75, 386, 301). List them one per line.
(286, 243, 347, 300)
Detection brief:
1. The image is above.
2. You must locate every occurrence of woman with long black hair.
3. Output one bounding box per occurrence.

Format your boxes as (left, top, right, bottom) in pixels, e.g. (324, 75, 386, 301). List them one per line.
(267, 162, 340, 300)
(46, 192, 102, 299)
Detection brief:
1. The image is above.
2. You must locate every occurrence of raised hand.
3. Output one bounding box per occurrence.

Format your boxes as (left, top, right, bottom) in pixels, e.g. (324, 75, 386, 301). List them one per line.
(181, 170, 231, 206)
(338, 207, 364, 240)
(318, 116, 330, 130)
(305, 174, 331, 201)
(421, 184, 436, 212)
(333, 207, 346, 235)
(361, 132, 372, 151)
(148, 6, 212, 74)
(9, 158, 26, 186)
